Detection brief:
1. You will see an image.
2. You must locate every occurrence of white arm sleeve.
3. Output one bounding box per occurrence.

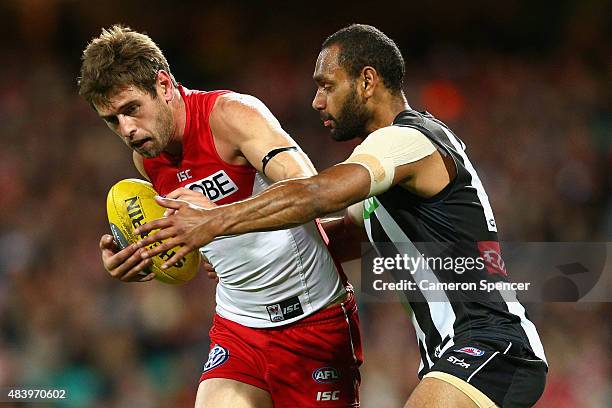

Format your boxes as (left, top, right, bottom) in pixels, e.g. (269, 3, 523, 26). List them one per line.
(341, 126, 437, 196)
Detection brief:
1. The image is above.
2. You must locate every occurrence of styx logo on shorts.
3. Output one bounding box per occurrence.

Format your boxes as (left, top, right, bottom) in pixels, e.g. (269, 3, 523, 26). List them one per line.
(454, 346, 485, 357)
(203, 344, 229, 372)
(312, 367, 340, 384)
(447, 356, 470, 368)
(266, 296, 304, 322)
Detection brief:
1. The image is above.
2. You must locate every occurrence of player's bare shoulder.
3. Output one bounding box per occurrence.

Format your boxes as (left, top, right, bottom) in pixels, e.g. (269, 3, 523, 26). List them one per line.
(213, 92, 273, 118)
(210, 92, 283, 140)
(209, 92, 300, 174)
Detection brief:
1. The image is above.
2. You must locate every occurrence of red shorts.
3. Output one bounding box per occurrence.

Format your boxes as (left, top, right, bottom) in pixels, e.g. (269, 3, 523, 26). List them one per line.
(200, 293, 363, 407)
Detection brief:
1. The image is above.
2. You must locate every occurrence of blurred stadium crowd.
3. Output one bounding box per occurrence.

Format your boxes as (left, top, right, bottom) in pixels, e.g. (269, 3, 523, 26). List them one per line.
(0, 1, 609, 407)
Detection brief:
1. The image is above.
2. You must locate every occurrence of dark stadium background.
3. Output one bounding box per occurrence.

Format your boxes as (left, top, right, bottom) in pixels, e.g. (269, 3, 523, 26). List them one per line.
(0, 0, 609, 406)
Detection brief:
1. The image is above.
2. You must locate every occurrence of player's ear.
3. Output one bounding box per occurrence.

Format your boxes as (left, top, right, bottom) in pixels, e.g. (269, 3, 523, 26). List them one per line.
(157, 70, 174, 102)
(360, 66, 378, 99)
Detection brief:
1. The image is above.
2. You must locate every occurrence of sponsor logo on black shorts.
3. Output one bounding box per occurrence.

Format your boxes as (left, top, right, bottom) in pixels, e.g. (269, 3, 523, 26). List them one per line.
(266, 296, 303, 322)
(203, 344, 229, 372)
(454, 346, 485, 357)
(447, 355, 471, 368)
(312, 367, 340, 384)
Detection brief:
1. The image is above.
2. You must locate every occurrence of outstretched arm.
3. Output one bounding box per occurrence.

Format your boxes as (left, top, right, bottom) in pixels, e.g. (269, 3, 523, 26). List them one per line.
(212, 163, 370, 232)
(135, 163, 372, 268)
(136, 125, 447, 268)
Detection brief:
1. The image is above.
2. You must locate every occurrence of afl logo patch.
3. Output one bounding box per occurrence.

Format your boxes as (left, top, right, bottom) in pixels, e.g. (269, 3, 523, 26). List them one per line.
(203, 344, 229, 372)
(312, 367, 340, 384)
(454, 346, 485, 357)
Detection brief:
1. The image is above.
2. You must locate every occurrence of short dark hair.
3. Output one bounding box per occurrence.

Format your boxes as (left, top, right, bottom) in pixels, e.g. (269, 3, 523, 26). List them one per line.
(78, 25, 176, 107)
(322, 24, 405, 93)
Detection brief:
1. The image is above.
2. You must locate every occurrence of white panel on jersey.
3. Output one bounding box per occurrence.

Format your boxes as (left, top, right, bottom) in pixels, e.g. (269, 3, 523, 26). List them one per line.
(441, 127, 498, 232)
(441, 129, 547, 363)
(365, 197, 456, 347)
(501, 291, 548, 363)
(411, 313, 434, 370)
(202, 172, 345, 328)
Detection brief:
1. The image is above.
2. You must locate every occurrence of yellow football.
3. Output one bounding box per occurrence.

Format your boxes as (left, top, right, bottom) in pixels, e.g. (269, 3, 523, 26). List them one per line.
(106, 178, 201, 284)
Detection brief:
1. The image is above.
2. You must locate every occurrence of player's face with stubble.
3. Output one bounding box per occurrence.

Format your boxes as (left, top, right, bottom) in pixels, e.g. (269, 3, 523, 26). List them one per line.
(312, 45, 371, 141)
(95, 86, 174, 158)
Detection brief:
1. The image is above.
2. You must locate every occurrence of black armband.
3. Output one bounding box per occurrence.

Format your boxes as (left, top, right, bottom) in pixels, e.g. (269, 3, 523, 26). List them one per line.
(261, 146, 299, 175)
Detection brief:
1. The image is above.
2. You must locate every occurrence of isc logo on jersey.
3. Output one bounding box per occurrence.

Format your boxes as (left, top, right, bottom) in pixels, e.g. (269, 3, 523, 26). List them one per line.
(185, 170, 238, 202)
(316, 391, 340, 401)
(266, 297, 304, 322)
(266, 302, 301, 322)
(203, 344, 229, 372)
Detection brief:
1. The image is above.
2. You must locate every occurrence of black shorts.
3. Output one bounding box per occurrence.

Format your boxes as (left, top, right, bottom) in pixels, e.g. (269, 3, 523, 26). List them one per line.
(429, 338, 547, 407)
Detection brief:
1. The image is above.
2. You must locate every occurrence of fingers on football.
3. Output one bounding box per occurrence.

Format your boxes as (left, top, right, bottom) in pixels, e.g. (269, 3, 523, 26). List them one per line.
(141, 236, 181, 259)
(138, 271, 156, 282)
(163, 208, 177, 217)
(155, 195, 187, 209)
(137, 228, 176, 250)
(103, 243, 137, 270)
(121, 257, 153, 282)
(100, 234, 117, 251)
(162, 246, 194, 270)
(134, 218, 171, 239)
(165, 188, 191, 199)
(108, 247, 145, 277)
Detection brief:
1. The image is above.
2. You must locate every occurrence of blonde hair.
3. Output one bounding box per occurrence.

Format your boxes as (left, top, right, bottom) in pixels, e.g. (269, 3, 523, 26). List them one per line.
(78, 25, 176, 107)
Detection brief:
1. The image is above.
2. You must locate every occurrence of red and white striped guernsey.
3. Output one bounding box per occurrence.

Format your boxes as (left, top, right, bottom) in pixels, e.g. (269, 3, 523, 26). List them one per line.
(143, 85, 347, 328)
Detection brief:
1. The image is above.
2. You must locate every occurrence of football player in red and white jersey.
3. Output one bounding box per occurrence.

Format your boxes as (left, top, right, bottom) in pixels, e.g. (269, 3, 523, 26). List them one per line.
(136, 24, 548, 408)
(79, 25, 362, 408)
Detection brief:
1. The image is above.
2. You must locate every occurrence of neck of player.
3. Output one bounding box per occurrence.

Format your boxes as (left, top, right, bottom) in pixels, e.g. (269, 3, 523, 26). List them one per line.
(164, 88, 187, 158)
(364, 91, 410, 138)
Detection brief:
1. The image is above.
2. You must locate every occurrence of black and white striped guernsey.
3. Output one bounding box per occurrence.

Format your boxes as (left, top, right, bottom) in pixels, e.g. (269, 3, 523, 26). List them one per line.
(362, 110, 547, 378)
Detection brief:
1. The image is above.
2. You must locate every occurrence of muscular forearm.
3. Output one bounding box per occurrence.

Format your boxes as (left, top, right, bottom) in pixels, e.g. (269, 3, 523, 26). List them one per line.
(135, 164, 370, 266)
(210, 177, 347, 236)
